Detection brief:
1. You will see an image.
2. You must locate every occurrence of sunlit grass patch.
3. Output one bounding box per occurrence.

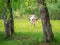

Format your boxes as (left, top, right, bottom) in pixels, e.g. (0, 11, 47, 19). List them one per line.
(14, 19, 43, 32)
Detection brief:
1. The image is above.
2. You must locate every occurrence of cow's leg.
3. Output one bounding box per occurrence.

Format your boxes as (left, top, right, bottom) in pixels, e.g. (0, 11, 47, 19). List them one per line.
(33, 19, 36, 27)
(33, 21, 36, 27)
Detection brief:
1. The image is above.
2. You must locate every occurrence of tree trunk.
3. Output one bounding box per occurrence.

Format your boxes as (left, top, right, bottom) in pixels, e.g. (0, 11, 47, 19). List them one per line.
(9, 7, 14, 34)
(7, 0, 14, 34)
(37, 0, 54, 42)
(4, 7, 11, 39)
(4, 0, 14, 39)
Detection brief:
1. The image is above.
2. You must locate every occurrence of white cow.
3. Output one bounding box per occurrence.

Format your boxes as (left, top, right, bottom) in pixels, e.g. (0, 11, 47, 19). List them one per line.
(29, 15, 38, 27)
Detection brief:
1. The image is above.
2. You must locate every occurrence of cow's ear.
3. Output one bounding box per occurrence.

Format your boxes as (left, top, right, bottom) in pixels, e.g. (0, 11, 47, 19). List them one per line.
(32, 19, 33, 21)
(36, 19, 38, 21)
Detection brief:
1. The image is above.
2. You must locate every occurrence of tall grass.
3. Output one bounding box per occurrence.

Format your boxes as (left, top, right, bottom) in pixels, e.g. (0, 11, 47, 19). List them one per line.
(0, 19, 60, 45)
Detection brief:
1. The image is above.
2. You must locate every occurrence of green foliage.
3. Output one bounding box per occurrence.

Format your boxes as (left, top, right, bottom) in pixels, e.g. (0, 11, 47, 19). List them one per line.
(12, 0, 60, 19)
(0, 0, 60, 19)
(0, 0, 6, 18)
(46, 0, 60, 19)
(12, 0, 39, 17)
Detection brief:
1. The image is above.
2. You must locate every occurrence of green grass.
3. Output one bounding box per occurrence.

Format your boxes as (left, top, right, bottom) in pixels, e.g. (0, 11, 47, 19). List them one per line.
(0, 19, 60, 45)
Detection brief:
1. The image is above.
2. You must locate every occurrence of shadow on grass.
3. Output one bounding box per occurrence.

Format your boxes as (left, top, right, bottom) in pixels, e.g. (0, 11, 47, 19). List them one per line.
(0, 31, 60, 45)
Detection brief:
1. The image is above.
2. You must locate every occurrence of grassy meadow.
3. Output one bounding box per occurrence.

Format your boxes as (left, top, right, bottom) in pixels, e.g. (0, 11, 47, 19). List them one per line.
(0, 19, 60, 45)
